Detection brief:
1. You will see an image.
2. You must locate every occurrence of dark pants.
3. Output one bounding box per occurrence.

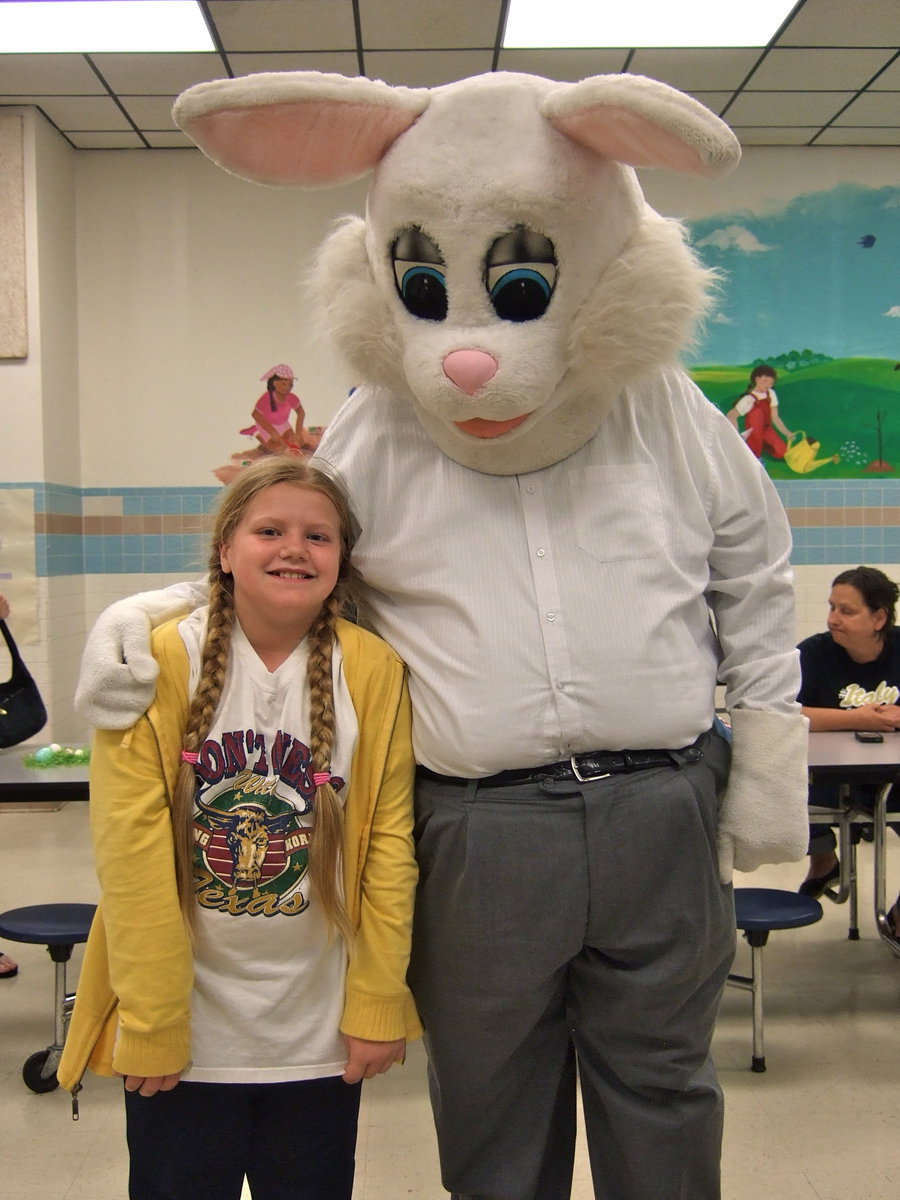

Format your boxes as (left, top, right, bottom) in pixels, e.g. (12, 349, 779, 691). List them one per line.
(409, 729, 735, 1200)
(124, 1076, 362, 1200)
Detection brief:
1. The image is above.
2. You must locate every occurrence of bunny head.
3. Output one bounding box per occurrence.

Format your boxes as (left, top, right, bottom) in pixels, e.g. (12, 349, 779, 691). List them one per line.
(174, 70, 739, 474)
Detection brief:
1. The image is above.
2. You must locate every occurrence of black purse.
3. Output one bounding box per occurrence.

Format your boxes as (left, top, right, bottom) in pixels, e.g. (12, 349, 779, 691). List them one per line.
(0, 618, 48, 748)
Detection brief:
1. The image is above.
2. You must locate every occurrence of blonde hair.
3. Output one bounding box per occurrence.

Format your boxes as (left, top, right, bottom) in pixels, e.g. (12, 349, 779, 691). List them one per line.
(170, 456, 356, 944)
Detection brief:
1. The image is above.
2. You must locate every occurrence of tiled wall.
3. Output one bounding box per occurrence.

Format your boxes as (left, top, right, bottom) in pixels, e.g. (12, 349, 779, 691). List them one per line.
(779, 479, 900, 567)
(13, 476, 900, 579)
(33, 483, 220, 576)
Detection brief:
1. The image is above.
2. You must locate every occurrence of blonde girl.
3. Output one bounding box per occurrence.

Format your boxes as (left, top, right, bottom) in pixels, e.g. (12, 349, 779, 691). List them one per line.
(59, 458, 420, 1200)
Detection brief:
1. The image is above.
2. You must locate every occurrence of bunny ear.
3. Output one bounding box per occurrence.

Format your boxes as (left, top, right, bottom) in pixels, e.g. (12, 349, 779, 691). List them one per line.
(173, 72, 430, 187)
(542, 74, 741, 178)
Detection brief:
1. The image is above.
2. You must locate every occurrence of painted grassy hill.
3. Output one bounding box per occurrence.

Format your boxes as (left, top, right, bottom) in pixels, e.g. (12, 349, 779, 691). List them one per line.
(690, 357, 900, 479)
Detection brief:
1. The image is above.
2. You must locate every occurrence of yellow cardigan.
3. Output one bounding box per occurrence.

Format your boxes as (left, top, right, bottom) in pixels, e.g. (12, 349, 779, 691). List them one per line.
(58, 617, 422, 1095)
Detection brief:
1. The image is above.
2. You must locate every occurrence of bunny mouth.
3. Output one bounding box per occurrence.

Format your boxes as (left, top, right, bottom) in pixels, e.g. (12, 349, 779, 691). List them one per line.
(454, 414, 531, 438)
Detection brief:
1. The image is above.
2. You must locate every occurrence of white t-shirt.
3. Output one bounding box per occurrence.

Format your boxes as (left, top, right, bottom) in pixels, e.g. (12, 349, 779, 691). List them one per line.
(178, 611, 359, 1083)
(732, 387, 779, 418)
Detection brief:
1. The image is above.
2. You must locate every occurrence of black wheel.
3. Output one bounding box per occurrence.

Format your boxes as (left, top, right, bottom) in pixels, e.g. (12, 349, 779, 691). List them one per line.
(22, 1049, 60, 1093)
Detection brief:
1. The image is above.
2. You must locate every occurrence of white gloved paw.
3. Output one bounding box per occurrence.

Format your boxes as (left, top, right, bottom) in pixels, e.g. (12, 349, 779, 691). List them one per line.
(75, 586, 201, 728)
(716, 708, 809, 884)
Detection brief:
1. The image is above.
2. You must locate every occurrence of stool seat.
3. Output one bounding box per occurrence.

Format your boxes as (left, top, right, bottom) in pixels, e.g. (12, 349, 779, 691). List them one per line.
(734, 888, 823, 933)
(0, 902, 96, 1099)
(0, 903, 96, 946)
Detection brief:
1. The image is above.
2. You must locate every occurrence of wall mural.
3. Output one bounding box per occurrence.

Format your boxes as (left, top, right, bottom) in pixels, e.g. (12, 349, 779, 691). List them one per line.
(686, 183, 899, 478)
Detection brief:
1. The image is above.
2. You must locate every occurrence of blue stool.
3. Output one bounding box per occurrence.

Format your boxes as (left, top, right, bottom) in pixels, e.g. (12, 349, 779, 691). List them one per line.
(727, 888, 823, 1073)
(0, 903, 96, 1094)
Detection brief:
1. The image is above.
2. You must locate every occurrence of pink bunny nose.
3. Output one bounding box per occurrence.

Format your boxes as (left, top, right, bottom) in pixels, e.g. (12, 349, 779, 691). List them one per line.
(443, 349, 499, 396)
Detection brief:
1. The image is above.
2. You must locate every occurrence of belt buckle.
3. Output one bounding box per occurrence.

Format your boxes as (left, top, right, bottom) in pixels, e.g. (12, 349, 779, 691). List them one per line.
(569, 755, 611, 783)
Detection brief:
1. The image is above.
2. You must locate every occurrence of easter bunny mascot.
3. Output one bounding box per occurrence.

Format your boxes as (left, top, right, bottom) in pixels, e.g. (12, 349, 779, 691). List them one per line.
(77, 72, 808, 1200)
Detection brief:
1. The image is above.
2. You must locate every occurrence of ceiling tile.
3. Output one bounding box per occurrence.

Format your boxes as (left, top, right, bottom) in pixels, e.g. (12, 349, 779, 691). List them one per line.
(730, 127, 823, 145)
(66, 130, 146, 149)
(90, 53, 227, 95)
(227, 51, 361, 76)
(628, 48, 762, 92)
(0, 54, 103, 94)
(1, 0, 896, 152)
(833, 91, 900, 124)
(725, 91, 855, 125)
(357, 0, 502, 49)
(496, 48, 629, 80)
(682, 92, 732, 117)
(208, 0, 356, 52)
(776, 0, 900, 47)
(118, 97, 180, 129)
(871, 56, 900, 89)
(144, 131, 197, 148)
(747, 48, 896, 90)
(364, 49, 495, 87)
(814, 126, 900, 145)
(35, 95, 132, 132)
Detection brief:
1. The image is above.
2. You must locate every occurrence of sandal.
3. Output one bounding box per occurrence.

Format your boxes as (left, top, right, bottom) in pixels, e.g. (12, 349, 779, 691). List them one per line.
(0, 951, 19, 978)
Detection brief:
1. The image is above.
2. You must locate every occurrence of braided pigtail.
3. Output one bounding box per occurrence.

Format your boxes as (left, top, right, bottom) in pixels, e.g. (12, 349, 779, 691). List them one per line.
(171, 568, 236, 930)
(306, 589, 355, 947)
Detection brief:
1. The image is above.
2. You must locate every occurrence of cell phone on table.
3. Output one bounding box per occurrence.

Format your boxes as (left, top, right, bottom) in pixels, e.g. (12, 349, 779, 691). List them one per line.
(854, 730, 884, 743)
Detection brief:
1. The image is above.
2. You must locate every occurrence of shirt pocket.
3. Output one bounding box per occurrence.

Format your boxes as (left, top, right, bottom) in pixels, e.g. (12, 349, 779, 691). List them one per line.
(571, 464, 667, 562)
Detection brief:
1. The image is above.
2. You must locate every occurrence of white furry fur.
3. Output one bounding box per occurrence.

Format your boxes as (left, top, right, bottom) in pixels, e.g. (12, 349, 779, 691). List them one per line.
(718, 709, 811, 883)
(175, 69, 737, 473)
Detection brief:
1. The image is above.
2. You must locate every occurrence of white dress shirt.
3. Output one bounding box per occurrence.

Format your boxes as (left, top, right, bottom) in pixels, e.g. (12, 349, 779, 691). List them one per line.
(316, 368, 800, 777)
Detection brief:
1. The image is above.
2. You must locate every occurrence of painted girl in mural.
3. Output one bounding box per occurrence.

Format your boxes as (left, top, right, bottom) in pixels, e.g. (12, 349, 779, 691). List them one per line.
(727, 364, 795, 460)
(213, 364, 325, 485)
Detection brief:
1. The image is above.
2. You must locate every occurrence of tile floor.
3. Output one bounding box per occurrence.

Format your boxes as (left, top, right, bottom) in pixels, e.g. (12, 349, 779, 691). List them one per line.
(1, 800, 898, 1200)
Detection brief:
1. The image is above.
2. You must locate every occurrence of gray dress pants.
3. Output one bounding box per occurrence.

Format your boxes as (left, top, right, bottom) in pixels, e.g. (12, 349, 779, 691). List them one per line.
(408, 729, 735, 1200)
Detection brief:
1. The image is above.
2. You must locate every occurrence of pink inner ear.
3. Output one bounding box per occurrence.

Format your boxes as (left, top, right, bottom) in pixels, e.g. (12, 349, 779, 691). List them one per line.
(551, 107, 712, 177)
(187, 100, 420, 185)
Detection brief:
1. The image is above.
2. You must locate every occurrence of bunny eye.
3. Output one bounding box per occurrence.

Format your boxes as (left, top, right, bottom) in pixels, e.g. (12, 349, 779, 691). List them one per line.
(392, 228, 448, 322)
(485, 229, 557, 322)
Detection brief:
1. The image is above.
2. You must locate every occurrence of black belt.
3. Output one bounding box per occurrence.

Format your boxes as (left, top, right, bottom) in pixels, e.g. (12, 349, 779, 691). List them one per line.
(417, 742, 704, 789)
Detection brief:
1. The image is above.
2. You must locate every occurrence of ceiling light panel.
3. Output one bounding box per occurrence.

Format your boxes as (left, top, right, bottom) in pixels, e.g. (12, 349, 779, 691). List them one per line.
(1, 1, 215, 54)
(504, 0, 799, 48)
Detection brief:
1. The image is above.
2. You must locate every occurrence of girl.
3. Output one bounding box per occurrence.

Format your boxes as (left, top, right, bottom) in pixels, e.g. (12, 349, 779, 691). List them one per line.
(58, 458, 421, 1200)
(726, 364, 794, 460)
(241, 364, 311, 454)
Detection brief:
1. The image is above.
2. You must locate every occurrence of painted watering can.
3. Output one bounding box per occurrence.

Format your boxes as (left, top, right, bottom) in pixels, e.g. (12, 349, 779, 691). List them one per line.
(784, 431, 840, 474)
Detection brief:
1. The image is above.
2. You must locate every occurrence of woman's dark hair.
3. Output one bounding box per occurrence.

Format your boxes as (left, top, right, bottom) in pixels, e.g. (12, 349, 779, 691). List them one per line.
(832, 566, 899, 636)
(749, 364, 777, 385)
(266, 374, 290, 410)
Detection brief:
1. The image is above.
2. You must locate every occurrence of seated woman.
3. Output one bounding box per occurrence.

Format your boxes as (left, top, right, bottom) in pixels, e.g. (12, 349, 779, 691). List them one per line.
(797, 566, 900, 935)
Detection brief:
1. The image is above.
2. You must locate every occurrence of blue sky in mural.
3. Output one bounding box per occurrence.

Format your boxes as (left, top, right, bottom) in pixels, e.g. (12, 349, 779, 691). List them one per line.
(686, 183, 899, 365)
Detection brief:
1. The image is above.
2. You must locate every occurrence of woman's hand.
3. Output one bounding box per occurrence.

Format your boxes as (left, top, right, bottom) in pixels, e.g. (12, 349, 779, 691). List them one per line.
(341, 1036, 406, 1084)
(872, 704, 900, 730)
(122, 1073, 182, 1097)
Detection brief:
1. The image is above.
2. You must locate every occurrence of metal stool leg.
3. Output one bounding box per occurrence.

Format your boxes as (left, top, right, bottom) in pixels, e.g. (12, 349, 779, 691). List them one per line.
(747, 931, 768, 1073)
(727, 928, 770, 1073)
(21, 943, 75, 1093)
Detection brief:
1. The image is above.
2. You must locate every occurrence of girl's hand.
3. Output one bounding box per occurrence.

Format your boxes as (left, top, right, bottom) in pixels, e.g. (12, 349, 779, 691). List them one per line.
(341, 1036, 406, 1084)
(122, 1073, 182, 1097)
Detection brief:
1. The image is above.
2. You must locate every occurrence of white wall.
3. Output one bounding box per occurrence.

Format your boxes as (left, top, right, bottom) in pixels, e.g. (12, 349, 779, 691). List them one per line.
(74, 150, 368, 487)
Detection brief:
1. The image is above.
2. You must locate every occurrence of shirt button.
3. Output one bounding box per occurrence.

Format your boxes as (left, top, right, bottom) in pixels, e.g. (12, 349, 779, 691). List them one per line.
(556, 681, 566, 692)
(536, 548, 545, 558)
(526, 484, 536, 494)
(546, 612, 556, 622)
